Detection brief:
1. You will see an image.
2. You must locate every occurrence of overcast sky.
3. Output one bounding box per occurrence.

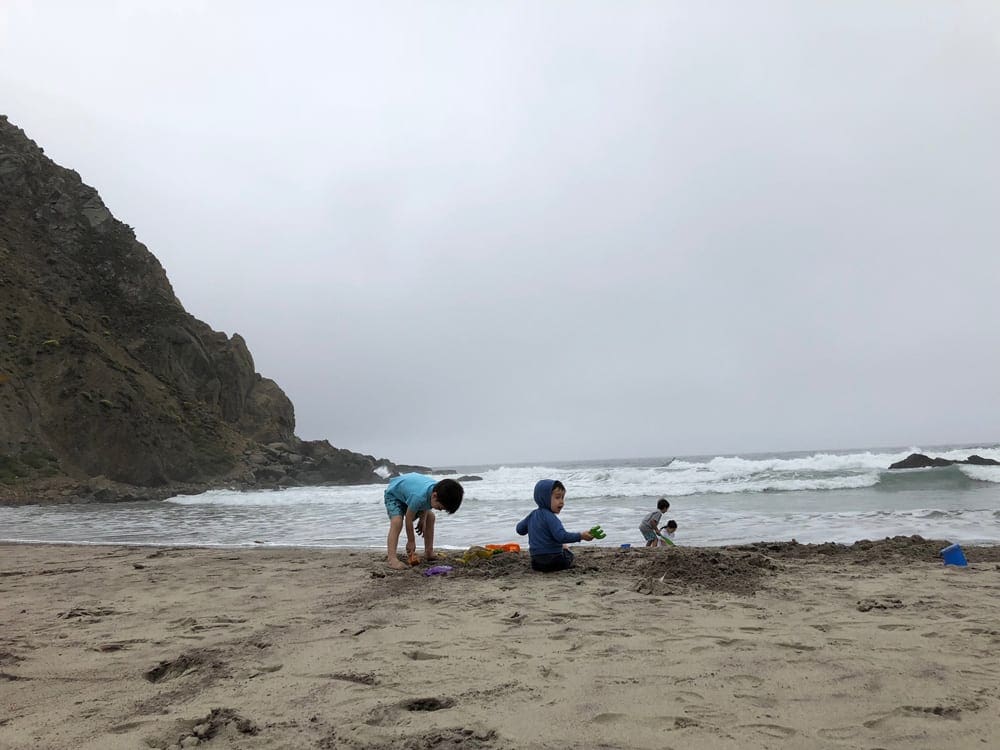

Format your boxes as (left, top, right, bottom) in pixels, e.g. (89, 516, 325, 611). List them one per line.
(2, 2, 1000, 466)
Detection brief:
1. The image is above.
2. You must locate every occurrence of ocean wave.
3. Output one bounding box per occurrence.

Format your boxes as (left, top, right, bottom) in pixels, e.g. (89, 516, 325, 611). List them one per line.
(958, 464, 1000, 484)
(166, 485, 384, 507)
(162, 446, 1000, 510)
(873, 464, 999, 491)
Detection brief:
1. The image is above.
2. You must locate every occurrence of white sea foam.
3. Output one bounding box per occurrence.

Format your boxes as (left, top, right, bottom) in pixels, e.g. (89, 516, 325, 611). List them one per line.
(958, 464, 1000, 484)
(167, 484, 386, 506)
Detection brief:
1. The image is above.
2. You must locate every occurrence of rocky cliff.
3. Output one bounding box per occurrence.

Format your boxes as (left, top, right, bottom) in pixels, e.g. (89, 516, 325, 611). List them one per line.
(0, 116, 403, 504)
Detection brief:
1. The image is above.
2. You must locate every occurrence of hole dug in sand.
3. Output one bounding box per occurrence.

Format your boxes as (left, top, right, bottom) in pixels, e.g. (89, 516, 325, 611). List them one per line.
(145, 707, 259, 749)
(403, 697, 455, 712)
(143, 650, 225, 683)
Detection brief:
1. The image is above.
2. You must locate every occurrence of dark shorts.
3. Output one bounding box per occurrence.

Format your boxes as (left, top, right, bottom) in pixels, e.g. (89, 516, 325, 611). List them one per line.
(384, 496, 407, 518)
(530, 548, 574, 573)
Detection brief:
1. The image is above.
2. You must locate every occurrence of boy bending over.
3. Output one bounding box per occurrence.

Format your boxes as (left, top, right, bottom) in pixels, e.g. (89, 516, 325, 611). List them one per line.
(384, 473, 463, 570)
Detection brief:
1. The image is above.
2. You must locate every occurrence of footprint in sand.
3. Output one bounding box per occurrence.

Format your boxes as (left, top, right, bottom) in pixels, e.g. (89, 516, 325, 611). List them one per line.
(740, 723, 797, 739)
(728, 674, 764, 689)
(174, 616, 249, 633)
(91, 639, 148, 652)
(682, 705, 735, 723)
(549, 623, 579, 635)
(774, 641, 818, 651)
(320, 672, 378, 685)
(108, 720, 147, 734)
(403, 649, 445, 661)
(818, 726, 861, 740)
(592, 712, 627, 724)
(733, 693, 777, 709)
(863, 705, 961, 728)
(670, 690, 705, 703)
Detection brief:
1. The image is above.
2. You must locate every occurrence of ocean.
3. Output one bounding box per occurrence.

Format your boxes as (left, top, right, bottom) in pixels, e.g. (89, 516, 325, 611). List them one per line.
(3, 444, 1000, 550)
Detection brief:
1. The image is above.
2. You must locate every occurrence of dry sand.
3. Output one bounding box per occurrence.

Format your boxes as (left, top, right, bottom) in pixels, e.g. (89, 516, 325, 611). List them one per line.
(2, 538, 999, 750)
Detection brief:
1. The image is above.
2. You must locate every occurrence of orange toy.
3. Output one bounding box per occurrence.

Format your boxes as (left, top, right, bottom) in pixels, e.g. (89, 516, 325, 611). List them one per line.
(408, 552, 420, 566)
(485, 543, 521, 553)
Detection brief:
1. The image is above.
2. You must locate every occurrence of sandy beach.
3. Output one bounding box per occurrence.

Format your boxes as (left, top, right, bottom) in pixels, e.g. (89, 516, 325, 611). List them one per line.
(2, 539, 999, 750)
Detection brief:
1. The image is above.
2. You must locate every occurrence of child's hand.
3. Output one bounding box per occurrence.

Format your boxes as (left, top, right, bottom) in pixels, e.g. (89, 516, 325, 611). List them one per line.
(405, 541, 416, 556)
(581, 531, 594, 541)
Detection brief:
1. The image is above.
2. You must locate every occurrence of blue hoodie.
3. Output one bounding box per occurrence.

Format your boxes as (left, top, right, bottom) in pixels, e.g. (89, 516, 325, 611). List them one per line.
(515, 479, 582, 555)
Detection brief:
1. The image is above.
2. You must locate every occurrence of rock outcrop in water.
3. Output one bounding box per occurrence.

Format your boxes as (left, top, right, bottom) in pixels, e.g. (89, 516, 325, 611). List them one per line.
(0, 116, 409, 504)
(888, 453, 1000, 470)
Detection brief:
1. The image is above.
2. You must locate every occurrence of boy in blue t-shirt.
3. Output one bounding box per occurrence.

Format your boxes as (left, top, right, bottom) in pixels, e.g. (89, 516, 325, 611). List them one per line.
(384, 473, 463, 569)
(515, 479, 595, 572)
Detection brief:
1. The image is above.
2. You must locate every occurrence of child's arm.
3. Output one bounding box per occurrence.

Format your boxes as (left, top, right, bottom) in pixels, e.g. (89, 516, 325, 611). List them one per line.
(546, 515, 583, 544)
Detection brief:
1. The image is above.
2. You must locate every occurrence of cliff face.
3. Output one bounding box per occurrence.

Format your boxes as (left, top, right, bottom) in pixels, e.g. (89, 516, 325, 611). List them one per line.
(0, 116, 389, 501)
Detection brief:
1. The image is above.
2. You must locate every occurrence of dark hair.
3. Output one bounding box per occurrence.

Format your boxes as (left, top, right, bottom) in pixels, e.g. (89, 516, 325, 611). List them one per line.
(657, 498, 670, 512)
(665, 519, 677, 529)
(434, 478, 464, 514)
(551, 480, 566, 493)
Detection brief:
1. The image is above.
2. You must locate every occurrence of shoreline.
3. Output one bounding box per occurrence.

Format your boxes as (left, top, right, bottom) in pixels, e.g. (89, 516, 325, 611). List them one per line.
(2, 535, 1000, 557)
(2, 539, 999, 749)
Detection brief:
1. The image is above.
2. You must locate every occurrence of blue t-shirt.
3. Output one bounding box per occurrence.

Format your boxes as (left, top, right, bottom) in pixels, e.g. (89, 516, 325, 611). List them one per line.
(384, 473, 436, 514)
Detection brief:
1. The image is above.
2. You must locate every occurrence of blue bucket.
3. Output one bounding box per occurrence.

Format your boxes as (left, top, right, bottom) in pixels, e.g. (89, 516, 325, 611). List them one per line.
(620, 543, 631, 550)
(940, 543, 968, 567)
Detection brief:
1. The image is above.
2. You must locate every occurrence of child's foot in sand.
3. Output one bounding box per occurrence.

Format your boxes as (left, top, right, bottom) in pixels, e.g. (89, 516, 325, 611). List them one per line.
(388, 558, 408, 570)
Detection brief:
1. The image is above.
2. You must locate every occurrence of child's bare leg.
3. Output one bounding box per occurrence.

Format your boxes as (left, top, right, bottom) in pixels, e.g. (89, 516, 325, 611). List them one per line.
(386, 515, 407, 569)
(422, 511, 437, 560)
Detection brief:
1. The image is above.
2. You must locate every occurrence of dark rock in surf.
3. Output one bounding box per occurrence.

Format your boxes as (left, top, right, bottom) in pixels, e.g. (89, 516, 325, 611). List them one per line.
(889, 454, 955, 469)
(888, 453, 1000, 470)
(393, 464, 437, 475)
(964, 454, 1000, 466)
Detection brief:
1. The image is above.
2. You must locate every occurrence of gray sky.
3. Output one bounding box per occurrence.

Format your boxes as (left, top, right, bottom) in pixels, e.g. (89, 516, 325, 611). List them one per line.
(3, 1, 1000, 466)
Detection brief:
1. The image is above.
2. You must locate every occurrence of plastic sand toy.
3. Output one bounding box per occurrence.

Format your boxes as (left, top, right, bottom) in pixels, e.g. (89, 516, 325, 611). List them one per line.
(458, 546, 496, 565)
(485, 543, 521, 553)
(589, 525, 606, 540)
(423, 565, 453, 576)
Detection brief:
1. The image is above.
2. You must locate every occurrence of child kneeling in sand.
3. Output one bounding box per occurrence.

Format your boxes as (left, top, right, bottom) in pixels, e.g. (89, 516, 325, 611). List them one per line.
(515, 479, 594, 572)
(384, 473, 463, 569)
(658, 519, 678, 546)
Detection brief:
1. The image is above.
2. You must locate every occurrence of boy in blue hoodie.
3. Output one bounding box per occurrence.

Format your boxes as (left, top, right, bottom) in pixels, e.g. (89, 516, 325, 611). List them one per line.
(515, 479, 594, 572)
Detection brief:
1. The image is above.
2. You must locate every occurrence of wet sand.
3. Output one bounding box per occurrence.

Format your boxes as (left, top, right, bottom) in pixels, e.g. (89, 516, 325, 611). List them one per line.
(2, 538, 999, 749)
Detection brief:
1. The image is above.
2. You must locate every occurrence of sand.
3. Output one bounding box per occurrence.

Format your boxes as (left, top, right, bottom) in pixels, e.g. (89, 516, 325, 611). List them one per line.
(2, 538, 999, 750)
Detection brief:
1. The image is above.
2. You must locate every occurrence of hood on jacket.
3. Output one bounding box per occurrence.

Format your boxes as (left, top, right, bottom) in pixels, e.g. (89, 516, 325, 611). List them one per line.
(533, 479, 557, 510)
